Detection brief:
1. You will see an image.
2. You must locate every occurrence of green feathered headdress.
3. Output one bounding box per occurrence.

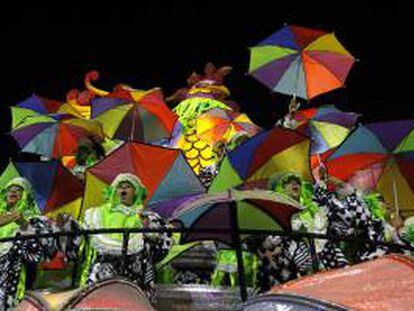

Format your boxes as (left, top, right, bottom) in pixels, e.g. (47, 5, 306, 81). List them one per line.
(363, 192, 387, 220)
(173, 98, 230, 130)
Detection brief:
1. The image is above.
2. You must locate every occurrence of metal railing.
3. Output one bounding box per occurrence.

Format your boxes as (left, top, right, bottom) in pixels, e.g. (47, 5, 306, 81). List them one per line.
(1, 226, 413, 303)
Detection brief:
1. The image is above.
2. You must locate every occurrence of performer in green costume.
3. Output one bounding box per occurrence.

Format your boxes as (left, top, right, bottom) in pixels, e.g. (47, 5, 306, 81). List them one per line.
(80, 173, 172, 303)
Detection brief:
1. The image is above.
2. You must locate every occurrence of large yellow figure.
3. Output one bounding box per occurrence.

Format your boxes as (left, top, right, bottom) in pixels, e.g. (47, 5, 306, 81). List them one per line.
(168, 63, 238, 174)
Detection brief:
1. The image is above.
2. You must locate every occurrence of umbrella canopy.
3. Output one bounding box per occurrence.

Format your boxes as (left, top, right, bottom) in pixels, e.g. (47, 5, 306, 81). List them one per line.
(196, 108, 262, 145)
(209, 128, 312, 192)
(11, 114, 104, 158)
(249, 25, 355, 99)
(294, 105, 359, 155)
(268, 254, 414, 310)
(325, 120, 414, 217)
(170, 189, 301, 245)
(91, 89, 177, 143)
(12, 94, 83, 128)
(0, 160, 84, 218)
(83, 142, 205, 213)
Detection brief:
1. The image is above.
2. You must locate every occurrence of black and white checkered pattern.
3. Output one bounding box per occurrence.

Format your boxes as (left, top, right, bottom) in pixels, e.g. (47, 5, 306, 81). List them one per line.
(314, 185, 392, 266)
(255, 235, 313, 292)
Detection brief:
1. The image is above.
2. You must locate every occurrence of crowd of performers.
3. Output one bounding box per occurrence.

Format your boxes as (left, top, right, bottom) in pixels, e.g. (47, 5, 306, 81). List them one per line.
(2, 140, 414, 309)
(1, 65, 414, 309)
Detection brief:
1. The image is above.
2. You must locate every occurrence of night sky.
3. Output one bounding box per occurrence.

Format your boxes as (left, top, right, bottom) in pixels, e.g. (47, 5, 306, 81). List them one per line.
(0, 3, 411, 172)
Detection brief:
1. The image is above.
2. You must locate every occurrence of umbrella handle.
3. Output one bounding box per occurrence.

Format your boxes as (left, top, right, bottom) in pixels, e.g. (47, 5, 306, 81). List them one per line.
(392, 177, 399, 217)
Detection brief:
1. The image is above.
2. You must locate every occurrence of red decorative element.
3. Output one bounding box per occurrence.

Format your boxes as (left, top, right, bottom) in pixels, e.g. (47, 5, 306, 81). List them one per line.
(84, 70, 100, 85)
(187, 62, 232, 86)
(167, 63, 232, 103)
(107, 84, 135, 101)
(40, 252, 67, 270)
(66, 89, 95, 106)
(78, 90, 95, 106)
(66, 89, 80, 102)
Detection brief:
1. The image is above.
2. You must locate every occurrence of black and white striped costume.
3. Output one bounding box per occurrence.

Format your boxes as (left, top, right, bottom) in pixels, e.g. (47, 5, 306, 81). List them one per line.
(314, 185, 391, 266)
(254, 235, 313, 292)
(83, 210, 172, 303)
(0, 217, 60, 310)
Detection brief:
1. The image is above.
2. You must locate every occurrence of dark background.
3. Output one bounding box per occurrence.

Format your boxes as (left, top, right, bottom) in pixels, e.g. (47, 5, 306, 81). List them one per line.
(0, 2, 411, 173)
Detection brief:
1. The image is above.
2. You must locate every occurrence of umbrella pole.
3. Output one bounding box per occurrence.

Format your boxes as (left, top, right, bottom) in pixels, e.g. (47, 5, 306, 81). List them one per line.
(316, 153, 322, 166)
(370, 166, 376, 189)
(130, 108, 136, 142)
(392, 177, 399, 217)
(230, 201, 248, 302)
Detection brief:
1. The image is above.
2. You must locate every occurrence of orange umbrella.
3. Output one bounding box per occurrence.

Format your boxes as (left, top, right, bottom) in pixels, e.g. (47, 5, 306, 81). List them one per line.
(196, 108, 261, 145)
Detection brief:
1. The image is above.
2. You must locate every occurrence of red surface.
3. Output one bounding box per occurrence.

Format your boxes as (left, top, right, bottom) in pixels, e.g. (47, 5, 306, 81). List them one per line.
(271, 254, 414, 310)
(74, 282, 152, 310)
(326, 153, 388, 181)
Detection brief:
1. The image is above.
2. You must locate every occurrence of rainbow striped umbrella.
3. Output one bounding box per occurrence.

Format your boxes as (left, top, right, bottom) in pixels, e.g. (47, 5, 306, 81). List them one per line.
(11, 114, 103, 158)
(294, 105, 359, 155)
(83, 142, 205, 214)
(0, 160, 84, 218)
(325, 120, 414, 217)
(11, 94, 83, 128)
(249, 25, 355, 99)
(91, 89, 177, 143)
(170, 190, 301, 245)
(209, 128, 312, 192)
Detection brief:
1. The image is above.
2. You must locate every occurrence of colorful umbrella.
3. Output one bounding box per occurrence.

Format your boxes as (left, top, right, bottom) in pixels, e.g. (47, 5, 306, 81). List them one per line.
(83, 142, 205, 214)
(294, 105, 359, 154)
(170, 188, 300, 302)
(149, 188, 300, 302)
(292, 105, 359, 176)
(12, 94, 83, 128)
(325, 120, 414, 217)
(249, 25, 355, 99)
(195, 108, 262, 145)
(11, 114, 104, 158)
(91, 89, 177, 143)
(154, 189, 300, 243)
(0, 160, 84, 218)
(209, 128, 312, 192)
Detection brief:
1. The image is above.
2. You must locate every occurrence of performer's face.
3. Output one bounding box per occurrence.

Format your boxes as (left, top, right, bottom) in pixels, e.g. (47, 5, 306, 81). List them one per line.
(6, 185, 24, 207)
(116, 181, 135, 206)
(284, 180, 301, 201)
